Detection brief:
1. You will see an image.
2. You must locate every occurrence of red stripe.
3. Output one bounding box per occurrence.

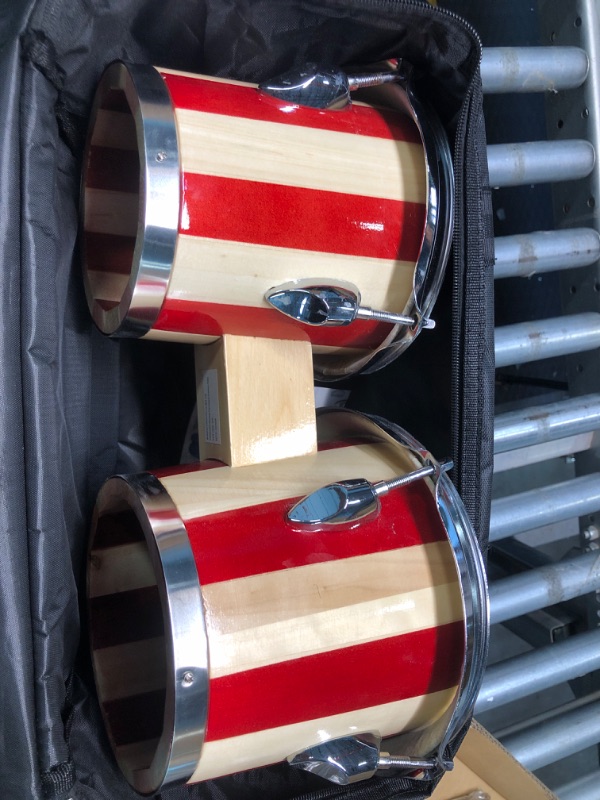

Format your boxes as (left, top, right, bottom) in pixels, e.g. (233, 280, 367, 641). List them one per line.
(83, 231, 136, 275)
(161, 71, 422, 144)
(205, 621, 464, 741)
(85, 145, 139, 193)
(185, 479, 448, 585)
(181, 173, 425, 263)
(152, 298, 389, 349)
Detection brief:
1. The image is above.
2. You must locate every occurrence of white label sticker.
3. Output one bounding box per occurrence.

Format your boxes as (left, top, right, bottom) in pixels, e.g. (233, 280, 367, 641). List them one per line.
(202, 369, 221, 445)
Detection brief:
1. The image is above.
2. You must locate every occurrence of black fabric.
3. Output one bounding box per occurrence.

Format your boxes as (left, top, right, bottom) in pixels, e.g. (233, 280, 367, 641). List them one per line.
(0, 1, 494, 799)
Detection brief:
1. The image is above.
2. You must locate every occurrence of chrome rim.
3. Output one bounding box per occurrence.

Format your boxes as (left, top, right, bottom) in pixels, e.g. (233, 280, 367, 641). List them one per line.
(87, 473, 207, 794)
(314, 70, 454, 379)
(317, 409, 489, 769)
(81, 62, 179, 336)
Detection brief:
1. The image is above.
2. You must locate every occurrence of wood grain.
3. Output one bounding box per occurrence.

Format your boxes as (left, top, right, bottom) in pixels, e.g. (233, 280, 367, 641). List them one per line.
(167, 235, 416, 314)
(160, 440, 418, 521)
(205, 581, 462, 677)
(195, 335, 317, 467)
(203, 541, 458, 635)
(189, 687, 457, 782)
(176, 107, 425, 201)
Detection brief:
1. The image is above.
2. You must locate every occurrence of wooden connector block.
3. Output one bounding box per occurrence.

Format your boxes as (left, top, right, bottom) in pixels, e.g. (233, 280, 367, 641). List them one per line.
(195, 335, 317, 468)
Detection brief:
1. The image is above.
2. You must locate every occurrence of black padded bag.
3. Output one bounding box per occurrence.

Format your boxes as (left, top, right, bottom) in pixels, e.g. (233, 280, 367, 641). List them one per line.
(0, 1, 494, 798)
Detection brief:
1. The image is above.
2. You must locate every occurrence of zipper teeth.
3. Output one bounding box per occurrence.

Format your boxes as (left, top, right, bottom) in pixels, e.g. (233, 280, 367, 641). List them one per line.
(446, 12, 486, 501)
(450, 93, 470, 488)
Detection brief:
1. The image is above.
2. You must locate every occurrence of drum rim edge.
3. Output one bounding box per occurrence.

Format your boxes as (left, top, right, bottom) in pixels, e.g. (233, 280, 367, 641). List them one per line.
(313, 76, 455, 380)
(367, 410, 489, 766)
(81, 61, 179, 337)
(87, 473, 208, 795)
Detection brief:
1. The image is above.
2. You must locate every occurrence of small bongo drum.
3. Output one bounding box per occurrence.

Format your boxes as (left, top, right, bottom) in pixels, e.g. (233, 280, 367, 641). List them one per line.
(87, 410, 487, 793)
(81, 61, 453, 379)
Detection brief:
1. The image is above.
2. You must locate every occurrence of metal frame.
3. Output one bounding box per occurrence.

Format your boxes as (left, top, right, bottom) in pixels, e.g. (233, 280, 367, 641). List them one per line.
(444, 0, 600, 793)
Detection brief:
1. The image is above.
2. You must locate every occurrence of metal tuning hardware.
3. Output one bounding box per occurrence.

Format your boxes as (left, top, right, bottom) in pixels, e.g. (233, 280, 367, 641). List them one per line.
(265, 280, 434, 329)
(287, 459, 452, 526)
(258, 62, 402, 110)
(287, 732, 448, 786)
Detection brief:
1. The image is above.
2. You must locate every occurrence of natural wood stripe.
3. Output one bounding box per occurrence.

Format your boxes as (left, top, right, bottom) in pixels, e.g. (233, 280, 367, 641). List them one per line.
(159, 67, 252, 88)
(160, 442, 419, 522)
(88, 540, 458, 634)
(168, 235, 416, 314)
(206, 581, 462, 678)
(85, 269, 130, 305)
(93, 637, 166, 702)
(189, 687, 457, 782)
(84, 188, 139, 237)
(90, 109, 138, 150)
(89, 542, 155, 599)
(203, 541, 457, 635)
(176, 107, 425, 202)
(142, 328, 219, 344)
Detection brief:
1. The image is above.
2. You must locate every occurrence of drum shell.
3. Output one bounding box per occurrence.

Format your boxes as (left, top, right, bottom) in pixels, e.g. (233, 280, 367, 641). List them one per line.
(81, 63, 428, 377)
(87, 412, 465, 793)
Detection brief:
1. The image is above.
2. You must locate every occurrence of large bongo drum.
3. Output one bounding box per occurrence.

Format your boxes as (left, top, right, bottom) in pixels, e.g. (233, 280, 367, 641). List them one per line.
(87, 410, 487, 794)
(81, 61, 453, 378)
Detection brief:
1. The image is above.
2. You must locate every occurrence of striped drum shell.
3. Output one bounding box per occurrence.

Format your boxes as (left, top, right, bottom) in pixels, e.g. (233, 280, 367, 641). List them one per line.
(81, 61, 451, 378)
(87, 410, 484, 794)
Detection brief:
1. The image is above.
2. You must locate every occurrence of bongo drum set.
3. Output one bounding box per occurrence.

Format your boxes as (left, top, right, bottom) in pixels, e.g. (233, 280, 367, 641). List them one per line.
(81, 58, 489, 795)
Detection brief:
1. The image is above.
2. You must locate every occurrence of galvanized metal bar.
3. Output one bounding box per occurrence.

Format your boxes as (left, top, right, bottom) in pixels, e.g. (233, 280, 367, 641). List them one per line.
(494, 228, 600, 279)
(475, 628, 600, 713)
(499, 698, 600, 771)
(494, 394, 600, 453)
(481, 47, 589, 94)
(490, 476, 600, 541)
(487, 140, 595, 187)
(489, 550, 600, 624)
(556, 770, 600, 800)
(494, 434, 594, 473)
(495, 312, 600, 367)
(495, 689, 600, 741)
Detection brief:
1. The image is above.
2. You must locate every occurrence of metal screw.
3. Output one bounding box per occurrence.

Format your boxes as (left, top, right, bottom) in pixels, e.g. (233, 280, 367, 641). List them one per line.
(373, 459, 453, 496)
(156, 151, 168, 162)
(182, 671, 195, 686)
(583, 525, 600, 542)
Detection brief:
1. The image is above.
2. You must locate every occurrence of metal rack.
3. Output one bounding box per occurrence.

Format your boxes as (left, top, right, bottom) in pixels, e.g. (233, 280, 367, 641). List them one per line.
(443, 1, 600, 796)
